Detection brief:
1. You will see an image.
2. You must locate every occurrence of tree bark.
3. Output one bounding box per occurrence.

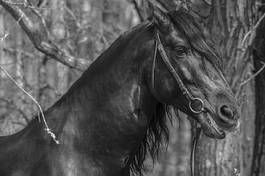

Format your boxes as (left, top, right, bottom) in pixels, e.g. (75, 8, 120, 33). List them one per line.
(0, 0, 88, 71)
(251, 3, 265, 175)
(191, 0, 257, 176)
(0, 0, 136, 135)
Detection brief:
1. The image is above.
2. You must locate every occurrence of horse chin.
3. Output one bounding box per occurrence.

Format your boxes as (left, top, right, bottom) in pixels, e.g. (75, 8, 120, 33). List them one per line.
(196, 112, 226, 139)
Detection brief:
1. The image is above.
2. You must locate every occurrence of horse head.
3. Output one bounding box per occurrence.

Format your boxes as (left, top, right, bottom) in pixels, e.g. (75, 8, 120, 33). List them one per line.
(147, 8, 239, 139)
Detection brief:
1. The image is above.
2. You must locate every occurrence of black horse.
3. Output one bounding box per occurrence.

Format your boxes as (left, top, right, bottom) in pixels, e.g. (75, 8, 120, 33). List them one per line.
(0, 8, 239, 176)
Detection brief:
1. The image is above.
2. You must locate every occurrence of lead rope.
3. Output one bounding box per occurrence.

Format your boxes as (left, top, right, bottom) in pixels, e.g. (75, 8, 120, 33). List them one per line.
(191, 126, 202, 176)
(0, 65, 59, 144)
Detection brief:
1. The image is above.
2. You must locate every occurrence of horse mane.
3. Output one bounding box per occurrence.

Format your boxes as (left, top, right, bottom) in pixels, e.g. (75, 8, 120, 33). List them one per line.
(128, 8, 222, 176)
(129, 104, 173, 176)
(44, 9, 220, 176)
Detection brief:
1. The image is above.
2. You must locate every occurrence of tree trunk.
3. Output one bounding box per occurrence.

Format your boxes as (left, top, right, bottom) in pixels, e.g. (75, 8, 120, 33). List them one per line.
(130, 1, 257, 175)
(0, 0, 136, 134)
(192, 0, 257, 176)
(251, 2, 265, 175)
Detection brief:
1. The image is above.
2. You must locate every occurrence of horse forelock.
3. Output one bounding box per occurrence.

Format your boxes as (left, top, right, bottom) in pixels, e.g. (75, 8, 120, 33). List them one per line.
(168, 9, 223, 70)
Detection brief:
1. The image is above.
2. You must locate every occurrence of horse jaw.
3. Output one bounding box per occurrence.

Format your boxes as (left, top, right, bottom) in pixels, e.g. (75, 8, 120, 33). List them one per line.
(196, 112, 226, 139)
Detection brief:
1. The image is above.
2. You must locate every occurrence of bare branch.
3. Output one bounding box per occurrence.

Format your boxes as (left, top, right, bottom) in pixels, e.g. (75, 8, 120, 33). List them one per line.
(147, 0, 169, 13)
(239, 61, 265, 87)
(2, 47, 35, 59)
(235, 61, 265, 100)
(0, 63, 59, 144)
(148, 0, 183, 12)
(64, 4, 82, 29)
(131, 0, 145, 22)
(241, 12, 265, 47)
(0, 0, 88, 71)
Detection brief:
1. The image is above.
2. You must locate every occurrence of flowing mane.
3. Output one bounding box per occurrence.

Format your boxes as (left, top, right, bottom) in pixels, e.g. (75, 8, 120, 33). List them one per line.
(128, 9, 223, 175)
(129, 103, 171, 175)
(0, 7, 239, 176)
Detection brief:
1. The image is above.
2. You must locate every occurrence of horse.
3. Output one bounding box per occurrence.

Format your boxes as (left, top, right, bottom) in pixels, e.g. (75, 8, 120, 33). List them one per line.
(0, 8, 239, 176)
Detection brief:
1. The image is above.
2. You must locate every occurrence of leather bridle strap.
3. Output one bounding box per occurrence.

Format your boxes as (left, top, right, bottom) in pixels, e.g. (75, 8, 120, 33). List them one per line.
(153, 32, 205, 114)
(152, 32, 204, 176)
(151, 36, 158, 91)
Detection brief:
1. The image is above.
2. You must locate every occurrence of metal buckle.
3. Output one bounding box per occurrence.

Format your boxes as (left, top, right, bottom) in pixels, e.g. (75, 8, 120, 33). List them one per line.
(189, 98, 204, 114)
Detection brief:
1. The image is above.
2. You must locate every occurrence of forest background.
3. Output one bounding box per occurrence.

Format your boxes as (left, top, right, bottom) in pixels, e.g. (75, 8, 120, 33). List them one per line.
(0, 0, 264, 176)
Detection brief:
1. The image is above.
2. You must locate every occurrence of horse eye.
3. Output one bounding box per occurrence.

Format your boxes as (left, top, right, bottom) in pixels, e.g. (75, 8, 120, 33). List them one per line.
(174, 46, 188, 56)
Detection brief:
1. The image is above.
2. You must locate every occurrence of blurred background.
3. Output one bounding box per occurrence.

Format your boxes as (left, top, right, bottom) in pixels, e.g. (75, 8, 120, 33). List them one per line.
(0, 0, 264, 176)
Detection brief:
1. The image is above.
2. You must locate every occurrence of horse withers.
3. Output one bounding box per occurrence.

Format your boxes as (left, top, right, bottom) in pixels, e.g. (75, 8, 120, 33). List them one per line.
(0, 8, 239, 176)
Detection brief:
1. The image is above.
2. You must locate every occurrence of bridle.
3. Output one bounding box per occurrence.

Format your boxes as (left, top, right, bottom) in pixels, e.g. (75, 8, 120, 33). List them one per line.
(151, 32, 205, 114)
(151, 31, 204, 176)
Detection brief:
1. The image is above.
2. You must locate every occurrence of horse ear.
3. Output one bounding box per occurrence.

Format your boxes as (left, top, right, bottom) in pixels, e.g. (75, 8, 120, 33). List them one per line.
(152, 9, 171, 33)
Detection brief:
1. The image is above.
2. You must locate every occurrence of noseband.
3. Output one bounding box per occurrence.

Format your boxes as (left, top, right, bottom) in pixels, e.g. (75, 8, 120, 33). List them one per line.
(151, 32, 205, 114)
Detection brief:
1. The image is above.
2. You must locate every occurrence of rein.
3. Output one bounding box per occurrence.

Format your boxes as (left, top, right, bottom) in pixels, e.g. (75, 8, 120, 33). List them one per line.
(152, 32, 204, 176)
(191, 126, 202, 176)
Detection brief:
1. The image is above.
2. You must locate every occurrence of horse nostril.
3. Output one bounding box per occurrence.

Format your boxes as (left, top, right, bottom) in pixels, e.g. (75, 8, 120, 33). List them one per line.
(220, 105, 234, 119)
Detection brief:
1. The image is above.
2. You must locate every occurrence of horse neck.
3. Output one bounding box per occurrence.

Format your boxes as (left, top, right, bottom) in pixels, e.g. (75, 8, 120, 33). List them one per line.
(45, 23, 157, 149)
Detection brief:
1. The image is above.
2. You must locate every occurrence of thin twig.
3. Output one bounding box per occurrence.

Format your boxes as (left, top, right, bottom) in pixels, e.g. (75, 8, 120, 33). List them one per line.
(0, 0, 86, 71)
(242, 13, 265, 46)
(0, 64, 59, 144)
(3, 47, 35, 59)
(3, 0, 49, 9)
(64, 4, 82, 29)
(131, 0, 144, 22)
(239, 61, 265, 87)
(235, 61, 265, 101)
(2, 0, 24, 6)
(148, 0, 168, 13)
(16, 9, 24, 24)
(241, 30, 252, 47)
